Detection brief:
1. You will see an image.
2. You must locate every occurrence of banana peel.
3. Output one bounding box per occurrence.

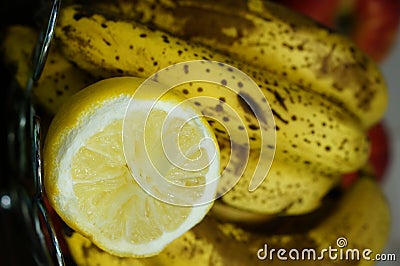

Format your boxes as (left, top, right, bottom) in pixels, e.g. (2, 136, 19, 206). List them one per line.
(64, 174, 390, 266)
(87, 0, 388, 130)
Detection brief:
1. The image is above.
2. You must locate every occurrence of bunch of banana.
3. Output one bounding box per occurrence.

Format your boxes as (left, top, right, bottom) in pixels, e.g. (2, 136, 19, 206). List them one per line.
(88, 0, 388, 130)
(64, 174, 390, 266)
(0, 24, 97, 115)
(1, 1, 391, 265)
(216, 143, 341, 215)
(52, 4, 376, 216)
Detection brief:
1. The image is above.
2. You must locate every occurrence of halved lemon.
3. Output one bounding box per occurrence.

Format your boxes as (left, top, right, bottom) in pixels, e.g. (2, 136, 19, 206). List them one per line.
(43, 77, 220, 257)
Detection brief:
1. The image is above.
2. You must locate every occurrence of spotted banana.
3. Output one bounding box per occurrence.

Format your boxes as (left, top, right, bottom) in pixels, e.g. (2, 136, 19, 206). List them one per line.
(52, 5, 374, 216)
(90, 0, 388, 130)
(54, 5, 370, 177)
(216, 143, 341, 215)
(64, 174, 390, 266)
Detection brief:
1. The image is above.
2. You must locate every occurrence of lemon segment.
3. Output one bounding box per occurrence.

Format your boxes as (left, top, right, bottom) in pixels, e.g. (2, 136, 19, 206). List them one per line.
(44, 77, 220, 257)
(123, 96, 220, 207)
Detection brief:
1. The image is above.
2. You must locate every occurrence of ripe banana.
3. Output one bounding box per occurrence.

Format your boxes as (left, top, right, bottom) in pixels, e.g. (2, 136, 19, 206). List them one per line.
(54, 5, 370, 177)
(216, 143, 341, 215)
(0, 25, 97, 115)
(52, 4, 376, 216)
(309, 176, 391, 265)
(64, 174, 390, 266)
(92, 0, 388, 130)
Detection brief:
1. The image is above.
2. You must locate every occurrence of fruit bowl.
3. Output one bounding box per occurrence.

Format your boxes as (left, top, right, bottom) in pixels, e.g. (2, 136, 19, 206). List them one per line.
(1, 1, 398, 265)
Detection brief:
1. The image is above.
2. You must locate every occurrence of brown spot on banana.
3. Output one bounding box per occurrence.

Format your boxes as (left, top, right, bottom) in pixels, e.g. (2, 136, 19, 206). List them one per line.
(237, 91, 268, 125)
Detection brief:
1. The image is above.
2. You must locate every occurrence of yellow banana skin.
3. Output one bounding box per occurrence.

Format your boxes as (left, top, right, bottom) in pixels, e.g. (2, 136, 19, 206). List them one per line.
(1, 25, 97, 115)
(55, 5, 370, 176)
(94, 0, 388, 130)
(174, 81, 369, 174)
(217, 144, 342, 215)
(53, 5, 373, 216)
(64, 175, 390, 266)
(1, 25, 37, 89)
(309, 178, 391, 266)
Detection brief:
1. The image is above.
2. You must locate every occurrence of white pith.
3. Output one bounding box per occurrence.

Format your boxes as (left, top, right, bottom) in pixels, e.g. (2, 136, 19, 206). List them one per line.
(54, 95, 220, 256)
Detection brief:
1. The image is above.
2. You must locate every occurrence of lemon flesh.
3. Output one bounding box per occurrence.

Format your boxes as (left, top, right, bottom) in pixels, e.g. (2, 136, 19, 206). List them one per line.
(44, 77, 220, 257)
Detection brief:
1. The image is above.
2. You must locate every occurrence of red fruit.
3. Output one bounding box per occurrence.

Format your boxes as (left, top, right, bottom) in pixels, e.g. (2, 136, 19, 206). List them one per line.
(350, 0, 400, 62)
(341, 121, 391, 188)
(275, 0, 341, 27)
(367, 121, 391, 180)
(341, 172, 359, 189)
(274, 0, 400, 62)
(42, 196, 70, 256)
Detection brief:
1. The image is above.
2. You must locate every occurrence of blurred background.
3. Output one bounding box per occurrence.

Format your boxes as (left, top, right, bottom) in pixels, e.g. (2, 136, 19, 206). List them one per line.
(379, 24, 400, 266)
